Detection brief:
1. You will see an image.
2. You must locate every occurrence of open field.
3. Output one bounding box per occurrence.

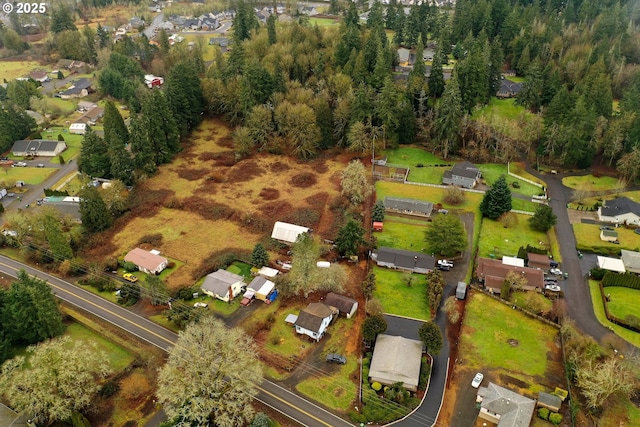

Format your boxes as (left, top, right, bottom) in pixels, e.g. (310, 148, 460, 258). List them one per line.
(375, 218, 428, 251)
(562, 175, 620, 191)
(605, 287, 640, 321)
(479, 164, 544, 198)
(376, 181, 483, 213)
(573, 223, 640, 254)
(0, 60, 43, 81)
(308, 17, 340, 26)
(0, 166, 55, 185)
(87, 118, 351, 289)
(459, 292, 562, 394)
(372, 266, 429, 320)
(478, 215, 550, 259)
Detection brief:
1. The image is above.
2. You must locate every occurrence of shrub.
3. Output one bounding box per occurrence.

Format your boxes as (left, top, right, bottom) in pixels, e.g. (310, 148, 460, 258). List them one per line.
(121, 261, 138, 272)
(549, 412, 562, 425)
(443, 186, 466, 205)
(99, 380, 120, 397)
(166, 261, 176, 269)
(512, 181, 520, 188)
(602, 271, 640, 289)
(538, 407, 550, 420)
(416, 163, 424, 167)
(347, 411, 367, 423)
(137, 233, 163, 247)
(57, 134, 65, 141)
(371, 381, 382, 391)
(119, 372, 151, 401)
(418, 356, 431, 389)
(590, 267, 607, 280)
(174, 286, 196, 300)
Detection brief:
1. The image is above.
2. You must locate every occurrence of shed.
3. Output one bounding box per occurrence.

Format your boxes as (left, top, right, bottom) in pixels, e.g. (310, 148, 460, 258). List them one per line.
(373, 221, 384, 231)
(621, 250, 640, 274)
(316, 261, 331, 268)
(271, 221, 310, 244)
(257, 266, 279, 278)
(600, 229, 619, 242)
(247, 276, 276, 302)
(537, 392, 562, 413)
(69, 123, 87, 134)
(596, 256, 626, 273)
(456, 282, 467, 300)
(324, 292, 358, 318)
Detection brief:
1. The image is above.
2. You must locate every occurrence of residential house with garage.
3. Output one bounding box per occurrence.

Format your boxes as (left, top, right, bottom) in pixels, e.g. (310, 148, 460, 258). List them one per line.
(598, 197, 640, 226)
(294, 303, 336, 342)
(11, 139, 67, 157)
(621, 250, 640, 274)
(476, 257, 544, 293)
(383, 197, 433, 218)
(124, 248, 168, 275)
(371, 247, 436, 274)
(442, 161, 481, 188)
(201, 269, 245, 302)
(369, 334, 423, 392)
(476, 383, 535, 427)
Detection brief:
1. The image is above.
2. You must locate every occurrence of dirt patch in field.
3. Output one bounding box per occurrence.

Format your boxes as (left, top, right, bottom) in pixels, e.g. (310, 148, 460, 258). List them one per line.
(212, 152, 237, 167)
(259, 188, 280, 200)
(227, 159, 264, 183)
(176, 168, 210, 181)
(499, 374, 529, 389)
(270, 161, 290, 173)
(291, 172, 318, 188)
(182, 196, 238, 221)
(259, 200, 294, 220)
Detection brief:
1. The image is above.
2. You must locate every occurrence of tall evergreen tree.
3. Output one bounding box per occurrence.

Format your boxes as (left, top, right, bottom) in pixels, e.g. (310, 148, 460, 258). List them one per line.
(335, 220, 365, 256)
(50, 5, 76, 33)
(428, 48, 446, 98)
(129, 113, 156, 175)
(79, 186, 113, 232)
(43, 214, 73, 261)
(166, 60, 205, 135)
(103, 100, 129, 146)
(267, 14, 277, 45)
(78, 128, 111, 178)
(0, 104, 36, 151)
(251, 243, 269, 268)
(479, 175, 512, 220)
(434, 75, 464, 158)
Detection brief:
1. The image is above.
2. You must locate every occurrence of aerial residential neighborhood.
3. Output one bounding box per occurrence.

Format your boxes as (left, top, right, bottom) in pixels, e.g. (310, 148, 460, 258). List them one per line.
(1, 0, 640, 427)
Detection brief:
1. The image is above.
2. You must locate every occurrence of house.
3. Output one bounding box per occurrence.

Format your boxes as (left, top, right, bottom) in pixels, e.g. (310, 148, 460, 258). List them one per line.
(598, 197, 640, 226)
(294, 303, 336, 341)
(621, 250, 640, 274)
(29, 70, 50, 83)
(456, 282, 467, 299)
(537, 391, 562, 413)
(476, 383, 536, 427)
(369, 334, 423, 392)
(271, 221, 310, 244)
(59, 78, 92, 99)
(600, 229, 619, 242)
(373, 221, 384, 231)
(596, 256, 626, 273)
(69, 123, 87, 134)
(257, 266, 279, 279)
(124, 248, 169, 275)
(527, 252, 552, 271)
(496, 79, 523, 98)
(77, 106, 105, 125)
(208, 37, 231, 52)
(442, 161, 481, 188)
(201, 269, 244, 302)
(42, 196, 82, 222)
(77, 101, 98, 112)
(298, 5, 317, 15)
(476, 257, 544, 293)
(278, 13, 293, 23)
(144, 74, 164, 88)
(384, 197, 433, 217)
(324, 292, 358, 318)
(11, 139, 67, 157)
(247, 276, 277, 302)
(371, 247, 436, 274)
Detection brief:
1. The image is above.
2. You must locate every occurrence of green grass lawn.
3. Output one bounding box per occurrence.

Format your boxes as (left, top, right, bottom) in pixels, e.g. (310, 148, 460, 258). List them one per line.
(479, 164, 544, 198)
(383, 147, 449, 167)
(406, 166, 450, 184)
(508, 162, 546, 186)
(605, 287, 640, 320)
(65, 322, 134, 371)
(376, 181, 483, 213)
(0, 60, 42, 80)
(588, 280, 640, 348)
(308, 17, 339, 26)
(372, 266, 429, 320)
(573, 223, 640, 254)
(568, 190, 640, 211)
(472, 98, 527, 121)
(375, 219, 429, 252)
(478, 216, 550, 258)
(0, 166, 55, 185)
(511, 198, 538, 213)
(511, 291, 553, 313)
(562, 175, 620, 191)
(227, 261, 252, 280)
(460, 292, 559, 381)
(41, 127, 85, 163)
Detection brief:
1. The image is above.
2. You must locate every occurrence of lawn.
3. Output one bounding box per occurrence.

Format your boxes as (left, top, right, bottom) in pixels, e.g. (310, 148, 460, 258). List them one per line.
(308, 17, 340, 26)
(372, 266, 429, 320)
(0, 60, 42, 81)
(508, 162, 546, 186)
(605, 287, 640, 321)
(65, 322, 135, 371)
(41, 126, 85, 163)
(375, 218, 429, 252)
(472, 98, 527, 121)
(511, 198, 539, 212)
(460, 292, 560, 387)
(588, 280, 640, 348)
(478, 216, 550, 259)
(478, 164, 544, 198)
(573, 223, 640, 254)
(568, 190, 640, 210)
(406, 166, 450, 184)
(382, 147, 449, 167)
(376, 181, 483, 213)
(562, 175, 620, 191)
(472, 98, 541, 142)
(227, 261, 253, 280)
(52, 172, 89, 194)
(0, 166, 55, 185)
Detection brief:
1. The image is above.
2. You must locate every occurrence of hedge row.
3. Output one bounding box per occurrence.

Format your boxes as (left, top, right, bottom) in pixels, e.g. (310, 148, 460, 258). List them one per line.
(602, 271, 640, 289)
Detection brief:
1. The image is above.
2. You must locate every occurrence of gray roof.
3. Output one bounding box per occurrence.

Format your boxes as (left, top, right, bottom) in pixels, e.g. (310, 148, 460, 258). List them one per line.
(384, 197, 433, 215)
(369, 334, 423, 390)
(324, 292, 357, 314)
(201, 269, 244, 296)
(12, 139, 63, 153)
(449, 161, 480, 180)
(538, 391, 562, 411)
(375, 247, 436, 271)
(477, 383, 535, 427)
(498, 79, 523, 95)
(60, 78, 92, 95)
(601, 229, 618, 238)
(295, 303, 333, 333)
(621, 250, 640, 270)
(248, 275, 267, 291)
(601, 197, 640, 217)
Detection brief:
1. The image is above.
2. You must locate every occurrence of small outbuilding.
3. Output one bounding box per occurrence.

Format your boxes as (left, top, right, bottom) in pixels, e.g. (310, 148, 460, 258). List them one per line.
(456, 282, 467, 300)
(600, 229, 619, 242)
(69, 123, 87, 134)
(271, 221, 310, 244)
(324, 292, 358, 318)
(621, 250, 640, 274)
(596, 256, 626, 273)
(537, 391, 562, 413)
(527, 252, 552, 271)
(247, 276, 277, 303)
(502, 256, 525, 267)
(257, 266, 279, 279)
(373, 221, 384, 231)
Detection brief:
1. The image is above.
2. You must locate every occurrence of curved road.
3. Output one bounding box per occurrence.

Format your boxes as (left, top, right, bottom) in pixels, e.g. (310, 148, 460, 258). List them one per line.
(0, 255, 353, 427)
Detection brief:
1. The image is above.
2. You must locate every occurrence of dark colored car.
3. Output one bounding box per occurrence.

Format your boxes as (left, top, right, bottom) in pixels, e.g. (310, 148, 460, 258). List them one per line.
(326, 353, 346, 364)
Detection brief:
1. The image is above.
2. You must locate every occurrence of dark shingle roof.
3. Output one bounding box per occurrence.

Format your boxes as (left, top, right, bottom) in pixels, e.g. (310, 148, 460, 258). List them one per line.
(384, 197, 433, 215)
(601, 197, 640, 217)
(498, 79, 523, 95)
(295, 303, 333, 333)
(375, 247, 436, 271)
(12, 139, 61, 153)
(324, 292, 357, 314)
(449, 161, 480, 180)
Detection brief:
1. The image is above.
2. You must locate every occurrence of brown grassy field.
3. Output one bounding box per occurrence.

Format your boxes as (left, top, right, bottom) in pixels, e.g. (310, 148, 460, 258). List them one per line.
(87, 118, 355, 289)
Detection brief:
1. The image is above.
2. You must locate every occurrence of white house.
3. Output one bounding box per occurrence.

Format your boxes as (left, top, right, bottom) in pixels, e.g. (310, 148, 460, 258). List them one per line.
(369, 334, 423, 392)
(201, 269, 244, 302)
(247, 276, 276, 302)
(271, 221, 310, 244)
(69, 123, 87, 134)
(294, 303, 335, 341)
(124, 248, 169, 275)
(598, 197, 640, 226)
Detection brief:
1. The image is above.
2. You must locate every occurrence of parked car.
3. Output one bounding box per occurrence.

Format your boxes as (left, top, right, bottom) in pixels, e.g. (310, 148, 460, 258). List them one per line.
(545, 284, 562, 292)
(635, 228, 640, 235)
(437, 264, 450, 271)
(544, 276, 558, 282)
(437, 259, 454, 268)
(122, 273, 138, 283)
(36, 163, 44, 168)
(471, 372, 484, 388)
(194, 302, 208, 308)
(12, 162, 27, 167)
(600, 226, 614, 230)
(550, 268, 563, 276)
(326, 353, 346, 364)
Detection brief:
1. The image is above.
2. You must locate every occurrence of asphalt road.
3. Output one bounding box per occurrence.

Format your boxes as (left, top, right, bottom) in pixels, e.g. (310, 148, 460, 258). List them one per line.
(0, 255, 353, 427)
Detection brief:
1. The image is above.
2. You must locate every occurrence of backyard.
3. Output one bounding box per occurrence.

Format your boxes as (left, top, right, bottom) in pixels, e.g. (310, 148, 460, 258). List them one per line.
(374, 217, 429, 252)
(562, 175, 620, 191)
(606, 286, 640, 320)
(477, 215, 554, 259)
(372, 266, 429, 320)
(478, 163, 545, 198)
(0, 60, 43, 81)
(573, 223, 640, 254)
(376, 181, 483, 213)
